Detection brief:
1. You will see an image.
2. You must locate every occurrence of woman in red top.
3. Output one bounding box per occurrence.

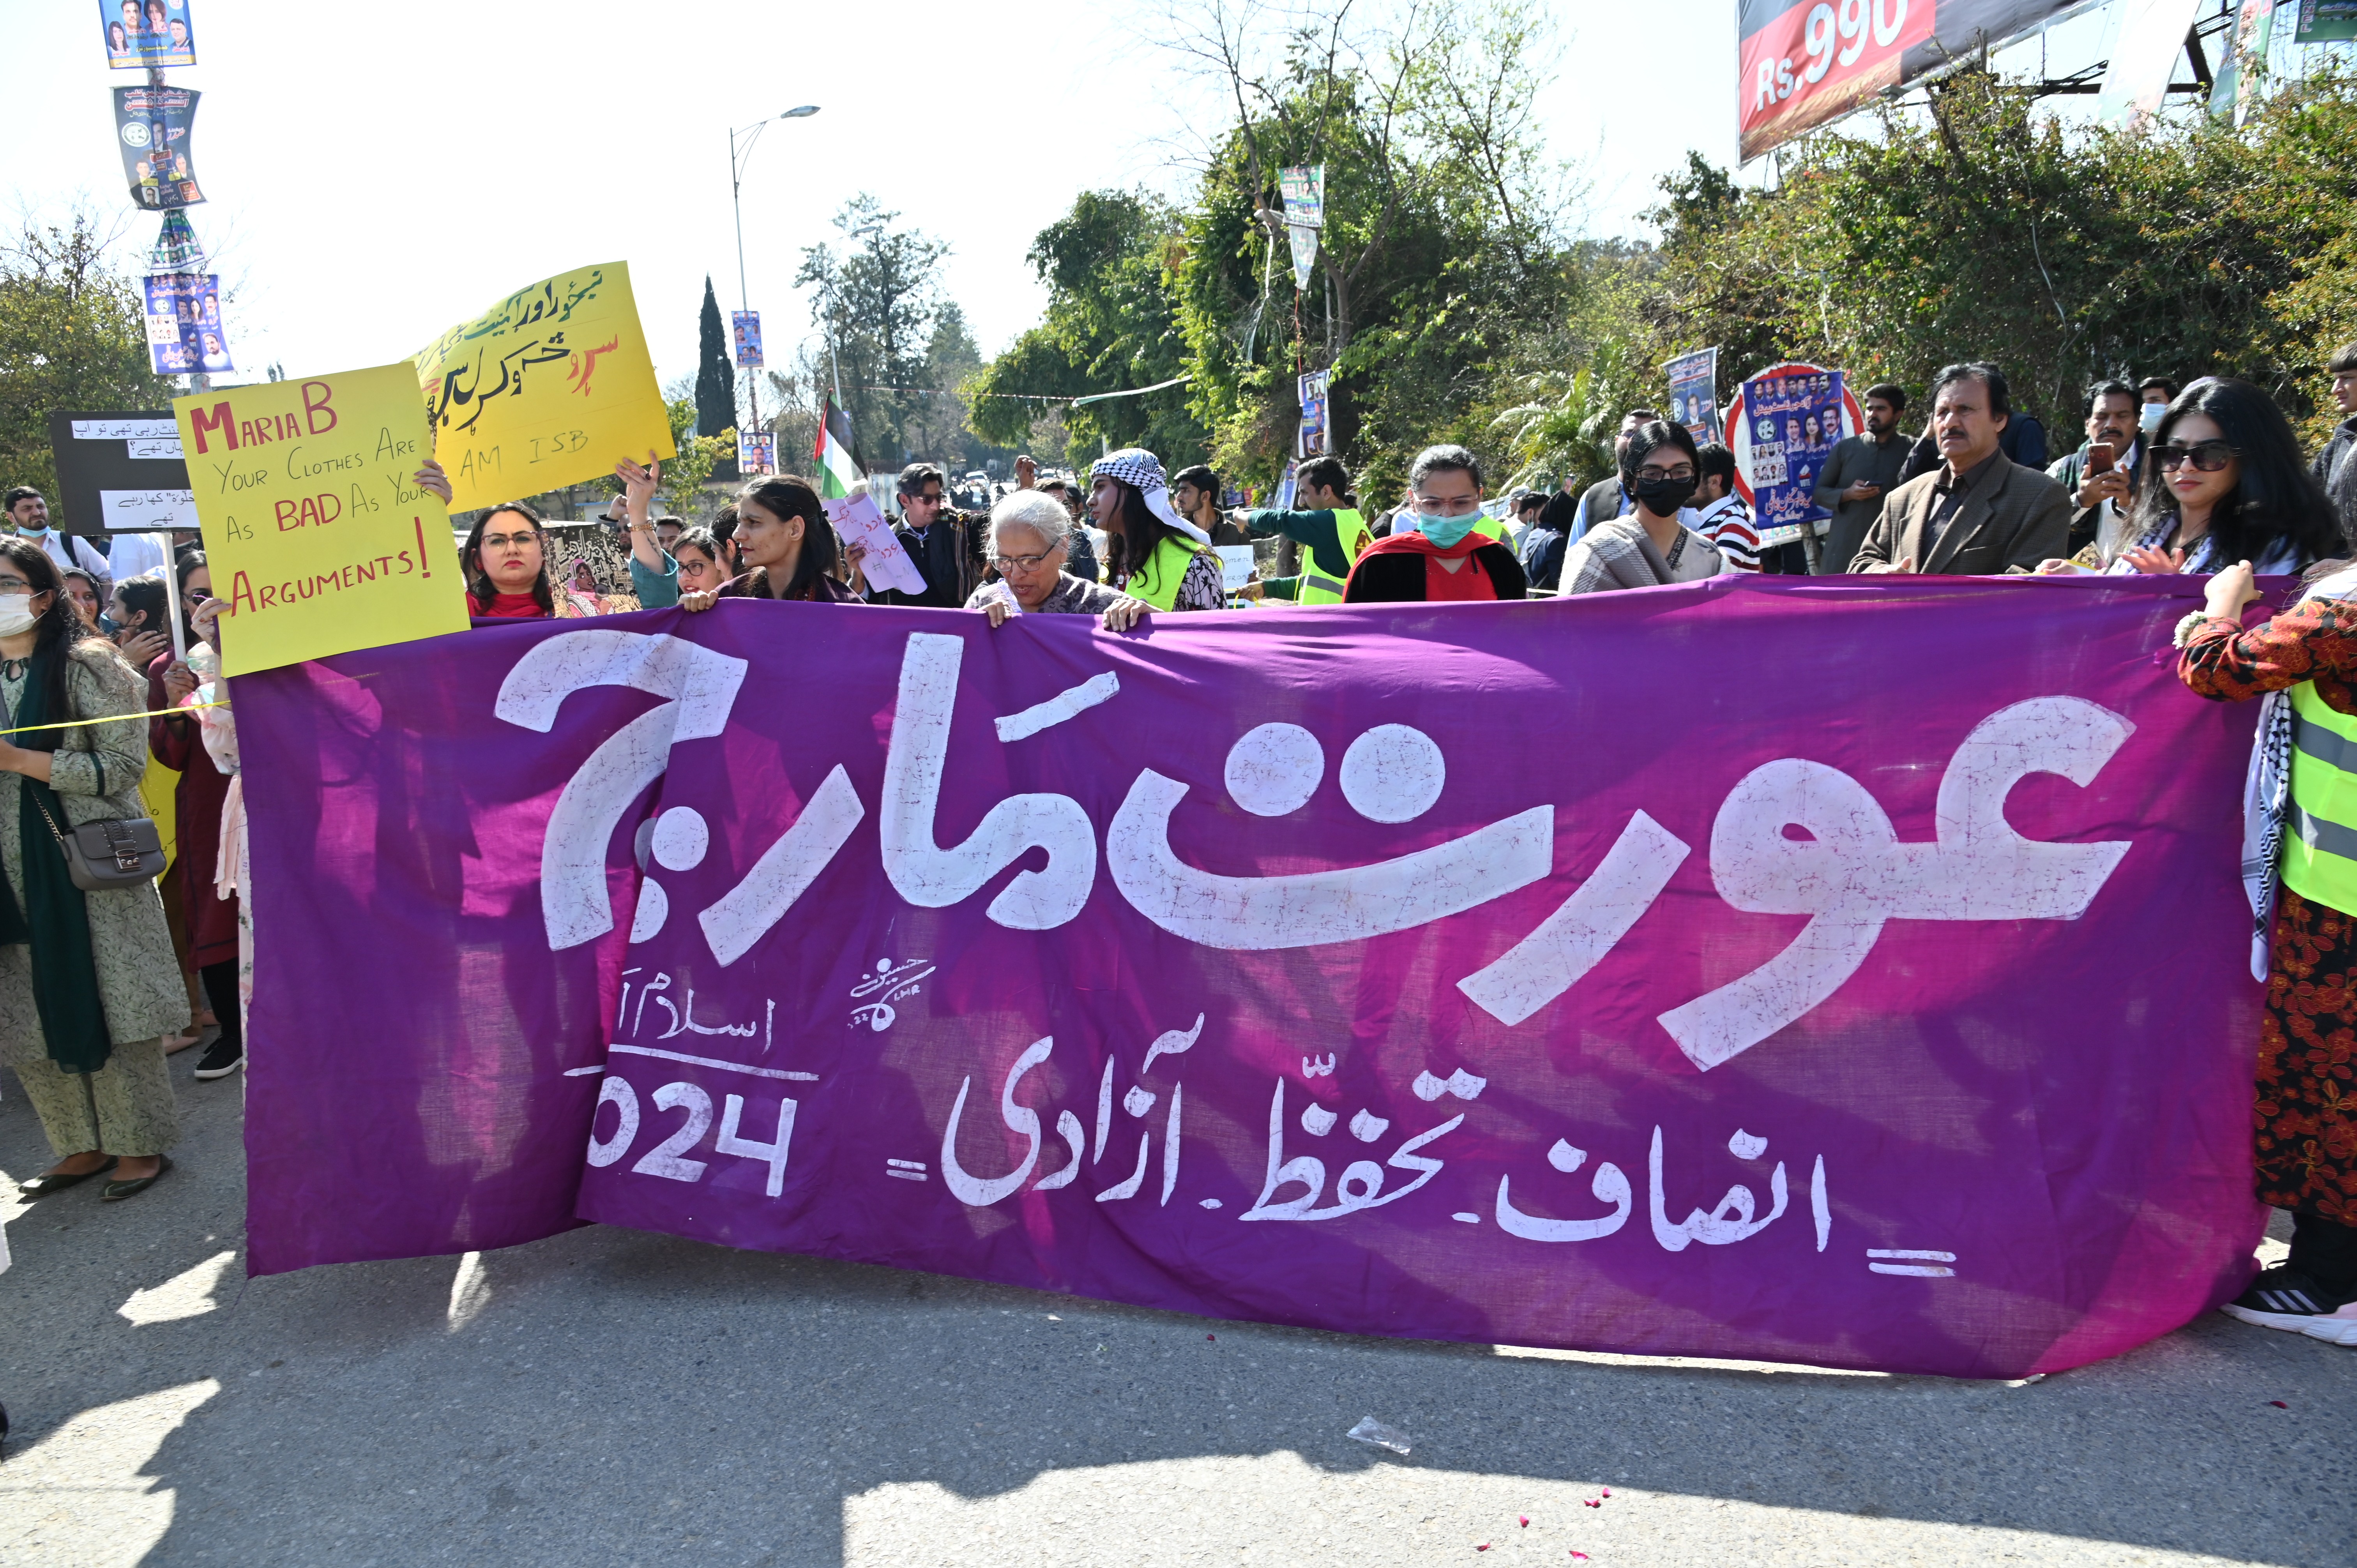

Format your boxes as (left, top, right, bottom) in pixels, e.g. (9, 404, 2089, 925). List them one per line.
(457, 456, 670, 619)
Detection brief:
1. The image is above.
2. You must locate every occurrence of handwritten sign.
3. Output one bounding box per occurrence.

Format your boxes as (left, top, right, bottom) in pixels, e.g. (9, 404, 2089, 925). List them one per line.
(413, 261, 675, 512)
(173, 363, 469, 676)
(823, 491, 925, 596)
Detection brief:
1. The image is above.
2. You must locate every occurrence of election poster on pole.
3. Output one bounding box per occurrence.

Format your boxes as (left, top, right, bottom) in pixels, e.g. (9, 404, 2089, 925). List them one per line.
(413, 262, 676, 513)
(173, 364, 470, 676)
(1664, 348, 1721, 444)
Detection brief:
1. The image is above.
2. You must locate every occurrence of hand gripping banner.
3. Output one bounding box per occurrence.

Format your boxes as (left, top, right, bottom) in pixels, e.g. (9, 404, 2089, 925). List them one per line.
(237, 576, 2270, 1378)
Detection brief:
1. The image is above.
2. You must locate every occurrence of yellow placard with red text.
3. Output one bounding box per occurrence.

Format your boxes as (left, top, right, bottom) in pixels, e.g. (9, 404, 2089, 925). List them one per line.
(412, 261, 675, 511)
(172, 363, 469, 676)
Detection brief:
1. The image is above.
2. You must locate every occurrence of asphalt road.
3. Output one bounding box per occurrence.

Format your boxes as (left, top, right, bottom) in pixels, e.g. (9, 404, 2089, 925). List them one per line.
(2, 1044, 2351, 1568)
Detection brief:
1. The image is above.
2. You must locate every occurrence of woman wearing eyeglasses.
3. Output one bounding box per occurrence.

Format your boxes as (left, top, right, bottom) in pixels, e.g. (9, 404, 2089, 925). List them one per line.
(2115, 378, 2341, 577)
(454, 455, 677, 619)
(965, 491, 1122, 625)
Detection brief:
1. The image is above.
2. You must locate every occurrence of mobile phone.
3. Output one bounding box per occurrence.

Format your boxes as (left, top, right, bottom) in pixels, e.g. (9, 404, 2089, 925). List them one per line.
(2087, 443, 2115, 477)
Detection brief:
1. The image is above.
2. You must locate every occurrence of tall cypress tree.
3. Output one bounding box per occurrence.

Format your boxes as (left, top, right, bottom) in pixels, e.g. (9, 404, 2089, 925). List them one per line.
(695, 277, 738, 438)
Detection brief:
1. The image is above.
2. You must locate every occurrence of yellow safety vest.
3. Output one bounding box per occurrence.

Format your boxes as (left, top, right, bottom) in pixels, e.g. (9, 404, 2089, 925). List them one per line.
(1122, 535, 1212, 611)
(1472, 515, 1508, 541)
(2286, 682, 2357, 913)
(1297, 509, 1373, 606)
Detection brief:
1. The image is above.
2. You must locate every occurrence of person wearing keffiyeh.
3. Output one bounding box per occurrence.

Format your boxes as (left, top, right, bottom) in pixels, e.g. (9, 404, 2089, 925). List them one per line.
(1087, 449, 1225, 630)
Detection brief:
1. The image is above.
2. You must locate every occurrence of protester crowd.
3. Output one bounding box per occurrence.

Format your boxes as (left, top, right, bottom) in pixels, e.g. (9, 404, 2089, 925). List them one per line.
(4, 349, 2356, 1349)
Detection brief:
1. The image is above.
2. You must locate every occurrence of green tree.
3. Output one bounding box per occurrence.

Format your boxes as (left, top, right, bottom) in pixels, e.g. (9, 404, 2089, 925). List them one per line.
(0, 214, 177, 500)
(967, 189, 1204, 461)
(694, 277, 737, 441)
(797, 196, 951, 470)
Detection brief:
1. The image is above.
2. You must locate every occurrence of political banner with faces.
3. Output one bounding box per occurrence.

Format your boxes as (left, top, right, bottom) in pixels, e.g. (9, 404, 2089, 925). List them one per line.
(113, 85, 205, 210)
(99, 0, 197, 68)
(143, 272, 231, 376)
(239, 577, 2269, 1379)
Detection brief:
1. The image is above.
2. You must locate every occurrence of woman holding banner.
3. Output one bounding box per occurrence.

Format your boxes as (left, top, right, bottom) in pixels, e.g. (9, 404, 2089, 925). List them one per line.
(2114, 380, 2339, 577)
(679, 476, 864, 609)
(2179, 554, 2357, 1346)
(668, 529, 728, 598)
(0, 540, 184, 1202)
(966, 491, 1122, 624)
(1087, 449, 1223, 632)
(443, 455, 679, 618)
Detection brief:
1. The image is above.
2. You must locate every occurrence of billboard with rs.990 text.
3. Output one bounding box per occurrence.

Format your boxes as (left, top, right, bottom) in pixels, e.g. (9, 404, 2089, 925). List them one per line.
(1740, 1, 2090, 162)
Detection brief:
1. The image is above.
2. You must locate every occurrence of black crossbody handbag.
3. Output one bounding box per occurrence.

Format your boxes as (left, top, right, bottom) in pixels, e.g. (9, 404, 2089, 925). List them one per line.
(27, 760, 166, 893)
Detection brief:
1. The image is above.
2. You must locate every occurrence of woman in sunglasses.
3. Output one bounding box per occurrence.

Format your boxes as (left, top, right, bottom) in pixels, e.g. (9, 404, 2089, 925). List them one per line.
(2116, 378, 2341, 576)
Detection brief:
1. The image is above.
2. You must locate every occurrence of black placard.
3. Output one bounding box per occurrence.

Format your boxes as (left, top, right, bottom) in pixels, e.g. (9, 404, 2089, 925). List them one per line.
(46, 409, 196, 535)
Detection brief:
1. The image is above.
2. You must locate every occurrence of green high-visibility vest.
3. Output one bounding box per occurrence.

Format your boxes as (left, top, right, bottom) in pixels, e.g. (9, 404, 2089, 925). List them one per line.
(1123, 534, 1211, 611)
(2285, 681, 2357, 913)
(1297, 509, 1373, 605)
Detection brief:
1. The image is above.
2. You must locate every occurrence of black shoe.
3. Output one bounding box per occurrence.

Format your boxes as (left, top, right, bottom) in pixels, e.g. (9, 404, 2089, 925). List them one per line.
(193, 1036, 242, 1080)
(2221, 1265, 2357, 1346)
(16, 1158, 117, 1198)
(99, 1155, 171, 1202)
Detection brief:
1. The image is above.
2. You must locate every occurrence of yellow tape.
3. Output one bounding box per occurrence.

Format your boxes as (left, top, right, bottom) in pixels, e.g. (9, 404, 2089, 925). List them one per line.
(0, 700, 228, 739)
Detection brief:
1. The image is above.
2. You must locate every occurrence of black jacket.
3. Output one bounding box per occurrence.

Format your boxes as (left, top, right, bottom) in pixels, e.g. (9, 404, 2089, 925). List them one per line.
(872, 511, 989, 608)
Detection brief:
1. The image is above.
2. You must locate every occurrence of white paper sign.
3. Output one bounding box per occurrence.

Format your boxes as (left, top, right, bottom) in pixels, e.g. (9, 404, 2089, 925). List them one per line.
(99, 488, 200, 531)
(1216, 544, 1256, 592)
(71, 418, 178, 441)
(823, 491, 927, 597)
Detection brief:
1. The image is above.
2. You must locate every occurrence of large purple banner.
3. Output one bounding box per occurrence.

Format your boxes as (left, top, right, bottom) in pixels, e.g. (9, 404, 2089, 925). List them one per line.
(240, 577, 2270, 1378)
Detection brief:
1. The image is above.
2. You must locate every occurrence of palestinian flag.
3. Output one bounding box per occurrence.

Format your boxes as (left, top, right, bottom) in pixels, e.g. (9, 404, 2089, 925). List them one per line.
(815, 396, 863, 499)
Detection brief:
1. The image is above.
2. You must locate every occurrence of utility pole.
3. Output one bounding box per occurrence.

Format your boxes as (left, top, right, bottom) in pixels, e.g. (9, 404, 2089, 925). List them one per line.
(729, 106, 820, 468)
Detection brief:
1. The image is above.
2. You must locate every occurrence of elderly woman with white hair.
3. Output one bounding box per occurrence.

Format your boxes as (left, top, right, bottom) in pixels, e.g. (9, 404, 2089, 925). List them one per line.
(965, 491, 1125, 625)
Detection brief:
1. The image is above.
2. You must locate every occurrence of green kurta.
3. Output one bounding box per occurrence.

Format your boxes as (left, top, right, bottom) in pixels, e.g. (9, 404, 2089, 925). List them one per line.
(0, 644, 185, 1158)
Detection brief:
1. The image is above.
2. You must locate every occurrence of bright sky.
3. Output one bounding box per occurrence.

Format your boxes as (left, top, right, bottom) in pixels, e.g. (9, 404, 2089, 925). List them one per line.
(0, 0, 2127, 394)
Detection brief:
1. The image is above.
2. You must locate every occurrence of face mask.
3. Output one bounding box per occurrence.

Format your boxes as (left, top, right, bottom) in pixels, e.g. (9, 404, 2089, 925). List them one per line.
(0, 595, 37, 637)
(2139, 402, 2167, 437)
(1413, 511, 1478, 548)
(1634, 474, 1699, 514)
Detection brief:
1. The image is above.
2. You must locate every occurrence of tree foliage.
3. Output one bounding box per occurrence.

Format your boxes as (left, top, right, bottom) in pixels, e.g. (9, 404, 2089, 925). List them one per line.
(694, 277, 737, 441)
(980, 0, 1576, 500)
(979, 12, 2357, 501)
(0, 214, 176, 500)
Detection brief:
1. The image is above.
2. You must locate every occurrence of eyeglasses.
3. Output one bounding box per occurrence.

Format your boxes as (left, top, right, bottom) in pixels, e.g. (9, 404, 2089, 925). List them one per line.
(479, 531, 540, 549)
(989, 544, 1065, 572)
(2153, 441, 2239, 473)
(0, 577, 31, 593)
(1638, 466, 1697, 483)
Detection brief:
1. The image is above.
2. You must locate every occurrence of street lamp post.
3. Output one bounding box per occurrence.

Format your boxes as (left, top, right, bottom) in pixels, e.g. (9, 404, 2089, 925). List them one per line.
(728, 104, 819, 473)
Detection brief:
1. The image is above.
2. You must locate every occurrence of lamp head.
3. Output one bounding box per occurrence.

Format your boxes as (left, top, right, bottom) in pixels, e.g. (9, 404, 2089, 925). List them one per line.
(782, 105, 820, 119)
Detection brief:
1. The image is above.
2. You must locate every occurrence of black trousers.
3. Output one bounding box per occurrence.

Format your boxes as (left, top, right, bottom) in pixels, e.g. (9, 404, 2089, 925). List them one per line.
(198, 960, 240, 1050)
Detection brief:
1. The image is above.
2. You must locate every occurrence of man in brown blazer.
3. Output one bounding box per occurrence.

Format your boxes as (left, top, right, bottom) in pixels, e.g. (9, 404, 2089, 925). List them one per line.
(1848, 362, 2071, 576)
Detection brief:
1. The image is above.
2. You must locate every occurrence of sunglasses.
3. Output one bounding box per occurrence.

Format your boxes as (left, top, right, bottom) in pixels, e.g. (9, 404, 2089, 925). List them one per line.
(2153, 440, 2239, 473)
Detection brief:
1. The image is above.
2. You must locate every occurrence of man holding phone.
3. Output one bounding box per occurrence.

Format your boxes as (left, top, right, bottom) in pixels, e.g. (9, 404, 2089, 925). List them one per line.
(1811, 383, 1910, 573)
(2048, 380, 2144, 561)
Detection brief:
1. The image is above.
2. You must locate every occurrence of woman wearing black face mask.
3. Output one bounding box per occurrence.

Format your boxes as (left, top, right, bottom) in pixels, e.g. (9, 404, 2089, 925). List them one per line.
(1558, 420, 1726, 595)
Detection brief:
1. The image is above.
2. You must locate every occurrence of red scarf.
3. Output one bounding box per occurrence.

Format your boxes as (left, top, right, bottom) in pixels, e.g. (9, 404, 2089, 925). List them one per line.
(468, 592, 547, 620)
(1360, 529, 1499, 601)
